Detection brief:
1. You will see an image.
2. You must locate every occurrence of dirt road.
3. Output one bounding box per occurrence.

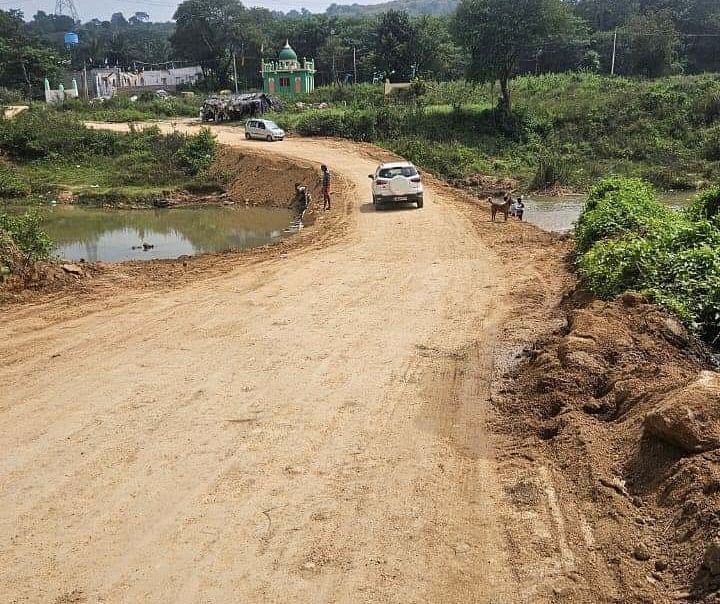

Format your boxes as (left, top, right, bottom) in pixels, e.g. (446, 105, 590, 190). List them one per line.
(1, 128, 571, 602)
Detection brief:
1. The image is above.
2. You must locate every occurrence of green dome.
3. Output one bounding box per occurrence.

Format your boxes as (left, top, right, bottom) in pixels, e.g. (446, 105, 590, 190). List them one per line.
(279, 41, 298, 61)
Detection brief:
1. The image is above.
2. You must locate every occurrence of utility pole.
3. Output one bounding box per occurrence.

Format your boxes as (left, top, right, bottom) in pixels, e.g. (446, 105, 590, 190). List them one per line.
(83, 61, 89, 99)
(330, 28, 337, 86)
(611, 29, 618, 76)
(232, 48, 239, 94)
(353, 46, 357, 84)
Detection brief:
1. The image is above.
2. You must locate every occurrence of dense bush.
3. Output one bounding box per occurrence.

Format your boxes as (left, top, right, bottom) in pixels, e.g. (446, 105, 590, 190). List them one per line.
(575, 178, 671, 253)
(175, 127, 218, 176)
(576, 177, 720, 343)
(0, 87, 27, 105)
(385, 138, 476, 180)
(0, 110, 120, 159)
(0, 210, 52, 261)
(686, 186, 720, 221)
(299, 83, 384, 108)
(531, 154, 572, 190)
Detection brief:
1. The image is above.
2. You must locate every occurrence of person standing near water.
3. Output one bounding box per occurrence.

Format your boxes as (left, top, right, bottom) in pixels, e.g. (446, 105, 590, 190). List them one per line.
(321, 165, 331, 211)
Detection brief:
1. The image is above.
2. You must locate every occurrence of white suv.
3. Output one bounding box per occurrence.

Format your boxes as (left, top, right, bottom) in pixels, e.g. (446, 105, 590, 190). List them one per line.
(245, 119, 285, 142)
(369, 162, 424, 209)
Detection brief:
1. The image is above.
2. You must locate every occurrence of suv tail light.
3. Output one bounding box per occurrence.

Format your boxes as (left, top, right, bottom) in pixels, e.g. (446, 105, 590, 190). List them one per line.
(375, 179, 387, 186)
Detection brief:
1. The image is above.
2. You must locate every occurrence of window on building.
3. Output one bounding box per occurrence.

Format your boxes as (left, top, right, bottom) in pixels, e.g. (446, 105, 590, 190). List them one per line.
(280, 77, 290, 88)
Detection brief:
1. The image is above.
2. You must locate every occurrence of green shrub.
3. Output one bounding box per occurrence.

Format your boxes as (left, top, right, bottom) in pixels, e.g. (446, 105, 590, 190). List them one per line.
(693, 88, 720, 124)
(686, 186, 720, 221)
(0, 164, 30, 197)
(176, 127, 218, 177)
(0, 210, 53, 261)
(576, 177, 671, 253)
(0, 109, 120, 159)
(385, 138, 476, 180)
(702, 124, 720, 160)
(0, 87, 27, 104)
(294, 110, 346, 137)
(576, 176, 720, 344)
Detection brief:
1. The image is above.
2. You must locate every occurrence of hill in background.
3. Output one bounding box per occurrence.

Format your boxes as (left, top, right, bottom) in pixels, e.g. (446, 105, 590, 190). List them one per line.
(326, 0, 458, 17)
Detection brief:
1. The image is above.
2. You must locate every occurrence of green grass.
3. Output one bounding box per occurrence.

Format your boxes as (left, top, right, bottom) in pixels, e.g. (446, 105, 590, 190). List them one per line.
(54, 94, 204, 123)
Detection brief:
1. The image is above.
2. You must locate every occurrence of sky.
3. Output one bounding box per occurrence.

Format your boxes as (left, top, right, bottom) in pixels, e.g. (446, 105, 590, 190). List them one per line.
(4, 0, 373, 21)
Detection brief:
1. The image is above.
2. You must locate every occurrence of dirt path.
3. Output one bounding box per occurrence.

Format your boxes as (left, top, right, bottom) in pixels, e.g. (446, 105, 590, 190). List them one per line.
(1, 125, 575, 602)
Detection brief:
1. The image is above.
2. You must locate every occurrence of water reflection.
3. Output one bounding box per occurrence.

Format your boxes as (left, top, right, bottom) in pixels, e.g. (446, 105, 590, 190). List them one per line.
(2, 204, 295, 262)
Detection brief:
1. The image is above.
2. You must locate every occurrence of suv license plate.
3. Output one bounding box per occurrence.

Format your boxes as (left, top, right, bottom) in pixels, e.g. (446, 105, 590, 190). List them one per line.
(395, 196, 407, 201)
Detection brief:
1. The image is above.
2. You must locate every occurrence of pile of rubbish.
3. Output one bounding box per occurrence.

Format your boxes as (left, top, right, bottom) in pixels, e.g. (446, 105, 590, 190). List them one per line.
(201, 93, 282, 122)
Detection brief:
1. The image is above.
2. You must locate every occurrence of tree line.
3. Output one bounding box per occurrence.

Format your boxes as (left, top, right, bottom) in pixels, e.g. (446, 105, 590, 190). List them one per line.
(1, 0, 720, 101)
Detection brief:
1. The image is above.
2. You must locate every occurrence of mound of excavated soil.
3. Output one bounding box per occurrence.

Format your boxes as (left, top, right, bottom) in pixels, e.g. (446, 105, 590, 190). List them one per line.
(215, 146, 322, 210)
(495, 292, 720, 602)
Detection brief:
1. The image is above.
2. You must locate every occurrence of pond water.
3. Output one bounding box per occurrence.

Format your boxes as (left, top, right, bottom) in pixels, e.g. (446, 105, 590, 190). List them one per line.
(523, 191, 697, 233)
(2, 204, 296, 262)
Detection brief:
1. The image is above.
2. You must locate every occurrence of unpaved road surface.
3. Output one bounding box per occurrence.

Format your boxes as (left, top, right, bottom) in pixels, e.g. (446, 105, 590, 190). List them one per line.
(1, 126, 576, 602)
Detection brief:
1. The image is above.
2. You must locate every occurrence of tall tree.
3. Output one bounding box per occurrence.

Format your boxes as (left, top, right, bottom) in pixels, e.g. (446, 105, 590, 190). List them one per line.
(372, 11, 416, 81)
(172, 0, 245, 84)
(624, 11, 680, 77)
(453, 0, 575, 110)
(0, 9, 64, 97)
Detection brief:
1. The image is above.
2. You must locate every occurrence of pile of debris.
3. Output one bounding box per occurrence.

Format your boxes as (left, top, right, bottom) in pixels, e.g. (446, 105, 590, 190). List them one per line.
(201, 93, 282, 123)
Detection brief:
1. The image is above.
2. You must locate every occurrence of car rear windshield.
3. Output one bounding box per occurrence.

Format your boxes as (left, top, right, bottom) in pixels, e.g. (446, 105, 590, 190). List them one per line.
(379, 166, 417, 178)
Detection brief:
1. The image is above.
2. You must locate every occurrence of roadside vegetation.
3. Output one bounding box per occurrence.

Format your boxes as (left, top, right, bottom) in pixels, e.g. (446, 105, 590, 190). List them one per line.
(272, 73, 720, 191)
(0, 209, 52, 281)
(576, 177, 720, 344)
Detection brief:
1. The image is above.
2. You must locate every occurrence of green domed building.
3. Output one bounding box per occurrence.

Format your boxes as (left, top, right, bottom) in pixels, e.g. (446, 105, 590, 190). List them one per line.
(262, 41, 316, 98)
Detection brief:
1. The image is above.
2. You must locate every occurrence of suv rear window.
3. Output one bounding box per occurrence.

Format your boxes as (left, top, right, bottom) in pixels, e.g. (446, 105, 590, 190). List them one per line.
(379, 166, 417, 178)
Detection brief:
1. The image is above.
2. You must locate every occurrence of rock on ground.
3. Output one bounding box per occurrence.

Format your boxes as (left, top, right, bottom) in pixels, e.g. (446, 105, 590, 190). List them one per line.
(644, 371, 720, 454)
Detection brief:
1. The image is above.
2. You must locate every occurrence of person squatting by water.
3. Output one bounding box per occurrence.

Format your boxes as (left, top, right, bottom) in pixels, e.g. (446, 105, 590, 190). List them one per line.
(321, 165, 331, 211)
(511, 196, 525, 221)
(295, 182, 311, 212)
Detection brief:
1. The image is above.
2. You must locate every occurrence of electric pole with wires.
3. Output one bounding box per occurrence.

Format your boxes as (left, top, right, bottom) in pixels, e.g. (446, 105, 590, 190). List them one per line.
(54, 0, 80, 23)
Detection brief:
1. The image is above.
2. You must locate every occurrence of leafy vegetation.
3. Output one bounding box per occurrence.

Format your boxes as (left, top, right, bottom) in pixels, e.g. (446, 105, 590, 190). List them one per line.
(0, 209, 52, 261)
(576, 177, 720, 344)
(0, 109, 219, 199)
(272, 73, 720, 190)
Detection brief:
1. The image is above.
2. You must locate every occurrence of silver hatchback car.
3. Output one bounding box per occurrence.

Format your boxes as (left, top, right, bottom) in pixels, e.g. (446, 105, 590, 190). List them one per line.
(245, 118, 285, 142)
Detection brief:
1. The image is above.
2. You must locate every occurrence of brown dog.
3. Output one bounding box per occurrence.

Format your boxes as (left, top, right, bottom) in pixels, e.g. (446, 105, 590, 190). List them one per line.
(488, 197, 511, 222)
